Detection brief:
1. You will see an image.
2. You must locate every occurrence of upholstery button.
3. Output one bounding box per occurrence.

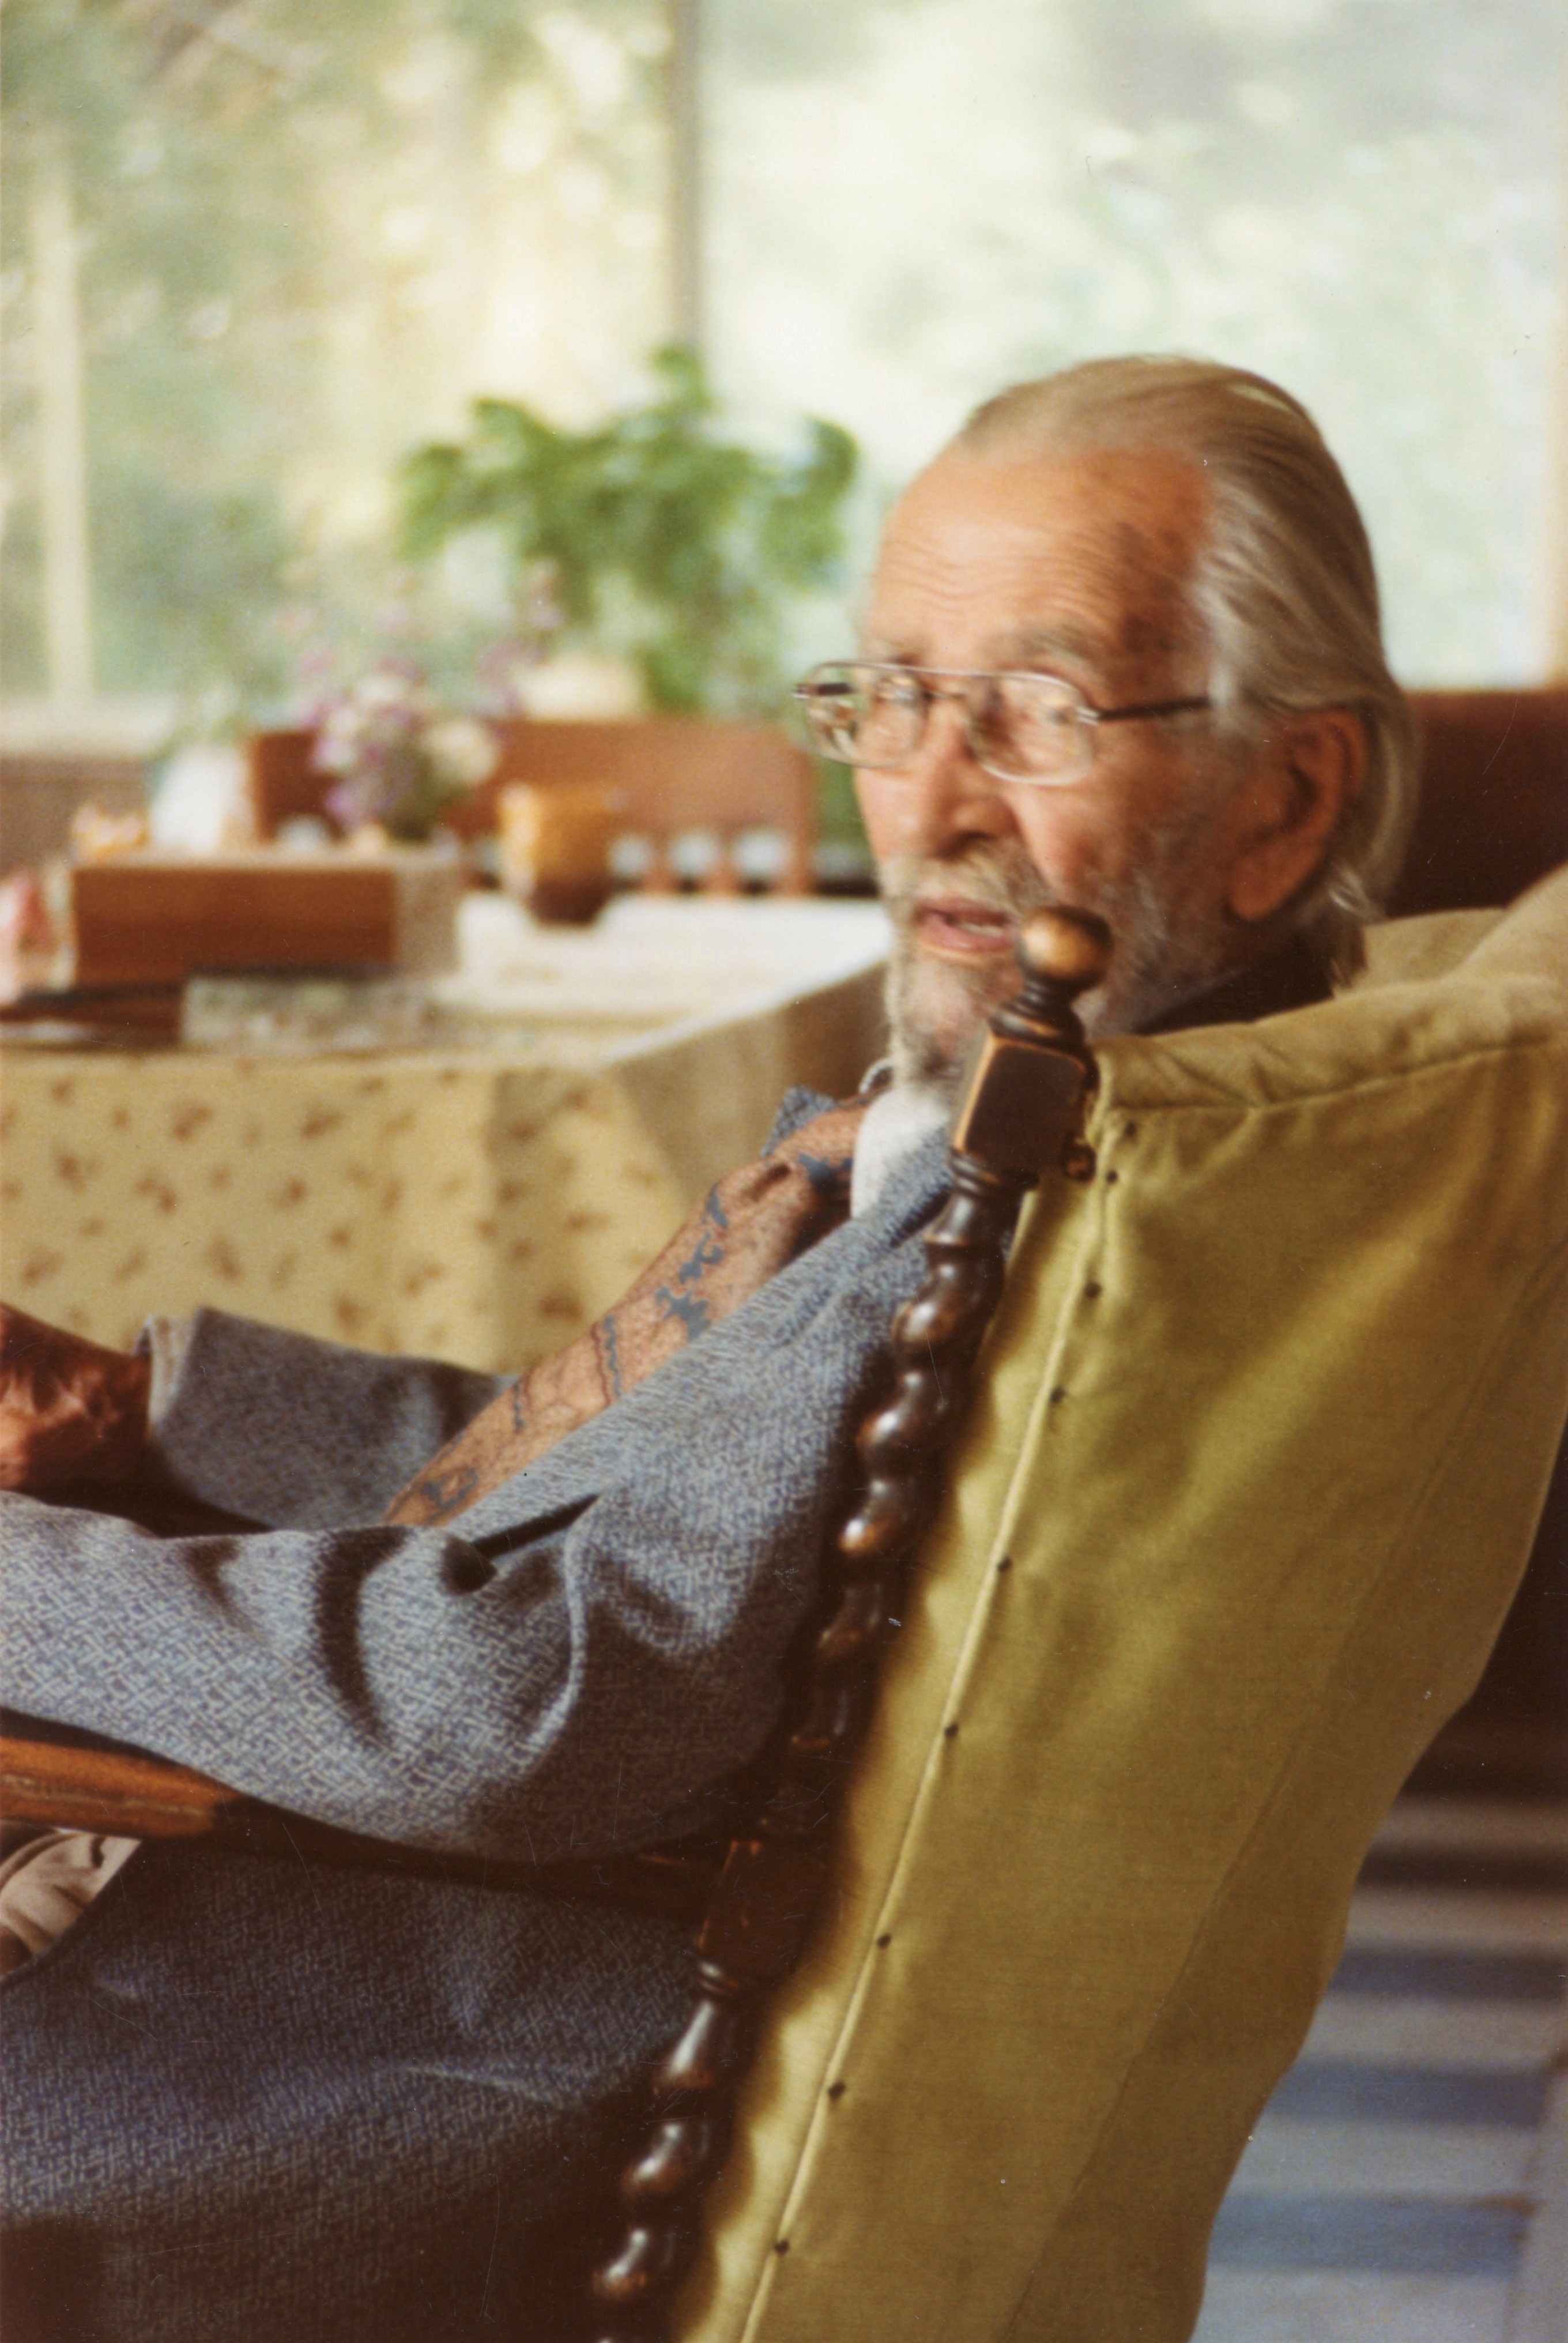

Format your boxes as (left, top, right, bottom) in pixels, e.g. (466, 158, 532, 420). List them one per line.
(1083, 1280, 1102, 1299)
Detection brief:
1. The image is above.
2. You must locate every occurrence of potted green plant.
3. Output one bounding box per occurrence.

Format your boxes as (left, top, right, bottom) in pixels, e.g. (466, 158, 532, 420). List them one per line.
(397, 347, 858, 720)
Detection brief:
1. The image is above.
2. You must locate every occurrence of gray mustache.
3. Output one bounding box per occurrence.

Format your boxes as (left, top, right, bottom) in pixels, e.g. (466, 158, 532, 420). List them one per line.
(880, 846, 1056, 925)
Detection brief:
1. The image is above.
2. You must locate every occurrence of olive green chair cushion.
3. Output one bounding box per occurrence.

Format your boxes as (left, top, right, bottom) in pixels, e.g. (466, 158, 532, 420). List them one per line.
(681, 867, 1568, 2343)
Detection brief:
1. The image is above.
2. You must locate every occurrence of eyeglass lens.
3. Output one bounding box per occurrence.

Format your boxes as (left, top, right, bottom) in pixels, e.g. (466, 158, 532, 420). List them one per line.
(803, 665, 1084, 780)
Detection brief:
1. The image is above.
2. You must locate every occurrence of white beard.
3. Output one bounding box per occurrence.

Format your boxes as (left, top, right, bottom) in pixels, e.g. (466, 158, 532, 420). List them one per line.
(878, 812, 1243, 1098)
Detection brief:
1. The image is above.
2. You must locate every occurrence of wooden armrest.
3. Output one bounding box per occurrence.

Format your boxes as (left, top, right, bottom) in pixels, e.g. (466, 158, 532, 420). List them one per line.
(1, 1734, 242, 1838)
(0, 1730, 715, 1922)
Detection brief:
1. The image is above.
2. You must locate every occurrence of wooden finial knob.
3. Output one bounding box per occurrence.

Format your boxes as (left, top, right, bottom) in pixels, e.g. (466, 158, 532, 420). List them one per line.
(1017, 908, 1112, 997)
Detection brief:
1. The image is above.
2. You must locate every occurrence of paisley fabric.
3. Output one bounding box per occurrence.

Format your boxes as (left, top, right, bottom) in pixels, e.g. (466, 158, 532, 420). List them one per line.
(386, 1097, 870, 1527)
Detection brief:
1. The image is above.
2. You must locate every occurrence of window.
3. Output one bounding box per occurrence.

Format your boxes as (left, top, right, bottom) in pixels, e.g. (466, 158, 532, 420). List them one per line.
(3, 2, 672, 720)
(3, 0, 1563, 738)
(705, 0, 1567, 684)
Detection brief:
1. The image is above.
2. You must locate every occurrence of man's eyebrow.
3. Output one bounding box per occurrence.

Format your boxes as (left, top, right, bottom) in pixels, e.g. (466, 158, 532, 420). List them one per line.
(996, 624, 1105, 671)
(854, 626, 1108, 672)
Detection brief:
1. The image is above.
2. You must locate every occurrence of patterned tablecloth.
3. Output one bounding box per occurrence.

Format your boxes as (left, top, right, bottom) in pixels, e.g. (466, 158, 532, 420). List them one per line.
(1, 897, 891, 1373)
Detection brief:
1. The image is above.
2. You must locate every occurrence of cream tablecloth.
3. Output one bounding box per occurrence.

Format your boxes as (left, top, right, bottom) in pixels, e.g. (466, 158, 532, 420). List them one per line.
(1, 898, 889, 1373)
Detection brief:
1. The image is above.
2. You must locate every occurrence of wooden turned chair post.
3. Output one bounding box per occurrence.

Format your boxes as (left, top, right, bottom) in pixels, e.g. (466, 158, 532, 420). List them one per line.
(700, 837, 744, 897)
(584, 907, 1111, 2343)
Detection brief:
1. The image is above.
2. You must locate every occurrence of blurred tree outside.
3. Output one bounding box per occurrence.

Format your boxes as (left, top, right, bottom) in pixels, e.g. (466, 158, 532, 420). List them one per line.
(2, 0, 1562, 781)
(2, 0, 673, 721)
(706, 0, 1566, 687)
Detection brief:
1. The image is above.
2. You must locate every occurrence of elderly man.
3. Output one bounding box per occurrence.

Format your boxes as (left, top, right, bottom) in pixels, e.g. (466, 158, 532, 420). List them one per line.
(2, 356, 1414, 2341)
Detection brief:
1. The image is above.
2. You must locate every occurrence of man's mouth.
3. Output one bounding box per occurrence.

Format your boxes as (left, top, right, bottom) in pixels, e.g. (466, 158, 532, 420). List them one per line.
(912, 897, 1018, 959)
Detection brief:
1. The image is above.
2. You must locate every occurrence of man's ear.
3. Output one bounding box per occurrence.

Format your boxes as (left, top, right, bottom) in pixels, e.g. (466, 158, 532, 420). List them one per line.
(1224, 709, 1367, 925)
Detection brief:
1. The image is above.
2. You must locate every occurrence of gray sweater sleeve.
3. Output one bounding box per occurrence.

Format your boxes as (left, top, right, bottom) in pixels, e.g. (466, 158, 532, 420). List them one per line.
(137, 1086, 852, 1530)
(140, 1309, 507, 1529)
(3, 1140, 948, 1866)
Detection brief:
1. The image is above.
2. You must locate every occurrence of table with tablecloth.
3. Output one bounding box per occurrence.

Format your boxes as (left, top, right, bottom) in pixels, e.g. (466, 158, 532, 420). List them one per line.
(0, 896, 889, 1373)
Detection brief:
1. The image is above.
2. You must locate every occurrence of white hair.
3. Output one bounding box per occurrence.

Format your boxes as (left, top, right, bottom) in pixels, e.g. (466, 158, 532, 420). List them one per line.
(953, 356, 1417, 970)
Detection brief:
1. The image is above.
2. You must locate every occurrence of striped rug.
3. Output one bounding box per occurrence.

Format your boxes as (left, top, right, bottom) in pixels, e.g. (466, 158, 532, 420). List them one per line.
(1194, 1792, 1568, 2343)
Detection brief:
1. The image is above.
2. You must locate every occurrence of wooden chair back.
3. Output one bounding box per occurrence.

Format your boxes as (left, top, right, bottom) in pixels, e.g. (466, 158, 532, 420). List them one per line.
(476, 718, 816, 895)
(1396, 688, 1568, 914)
(245, 729, 327, 842)
(247, 717, 818, 895)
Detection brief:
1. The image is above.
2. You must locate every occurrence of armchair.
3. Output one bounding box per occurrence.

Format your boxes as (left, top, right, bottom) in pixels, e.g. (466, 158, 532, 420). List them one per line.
(681, 865, 1568, 2343)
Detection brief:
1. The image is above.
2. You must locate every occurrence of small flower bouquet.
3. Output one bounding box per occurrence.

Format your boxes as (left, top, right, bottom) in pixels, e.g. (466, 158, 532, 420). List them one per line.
(311, 659, 499, 842)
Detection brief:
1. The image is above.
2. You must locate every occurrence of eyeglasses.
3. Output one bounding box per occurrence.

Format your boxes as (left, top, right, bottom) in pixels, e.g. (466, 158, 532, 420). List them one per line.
(793, 661, 1212, 787)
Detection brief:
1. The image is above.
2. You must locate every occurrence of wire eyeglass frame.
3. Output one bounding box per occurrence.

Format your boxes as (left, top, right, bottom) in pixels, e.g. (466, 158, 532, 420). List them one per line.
(794, 660, 1213, 787)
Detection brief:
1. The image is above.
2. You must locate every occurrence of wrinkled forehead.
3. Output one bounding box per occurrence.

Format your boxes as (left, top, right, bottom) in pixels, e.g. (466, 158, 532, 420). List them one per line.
(862, 445, 1211, 684)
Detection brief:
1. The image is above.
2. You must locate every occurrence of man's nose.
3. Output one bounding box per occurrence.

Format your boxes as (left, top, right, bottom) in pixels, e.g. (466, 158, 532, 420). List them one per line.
(895, 696, 1019, 857)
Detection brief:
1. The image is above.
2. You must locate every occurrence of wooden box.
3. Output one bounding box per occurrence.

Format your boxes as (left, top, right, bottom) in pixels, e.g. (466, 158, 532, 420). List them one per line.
(71, 850, 462, 985)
